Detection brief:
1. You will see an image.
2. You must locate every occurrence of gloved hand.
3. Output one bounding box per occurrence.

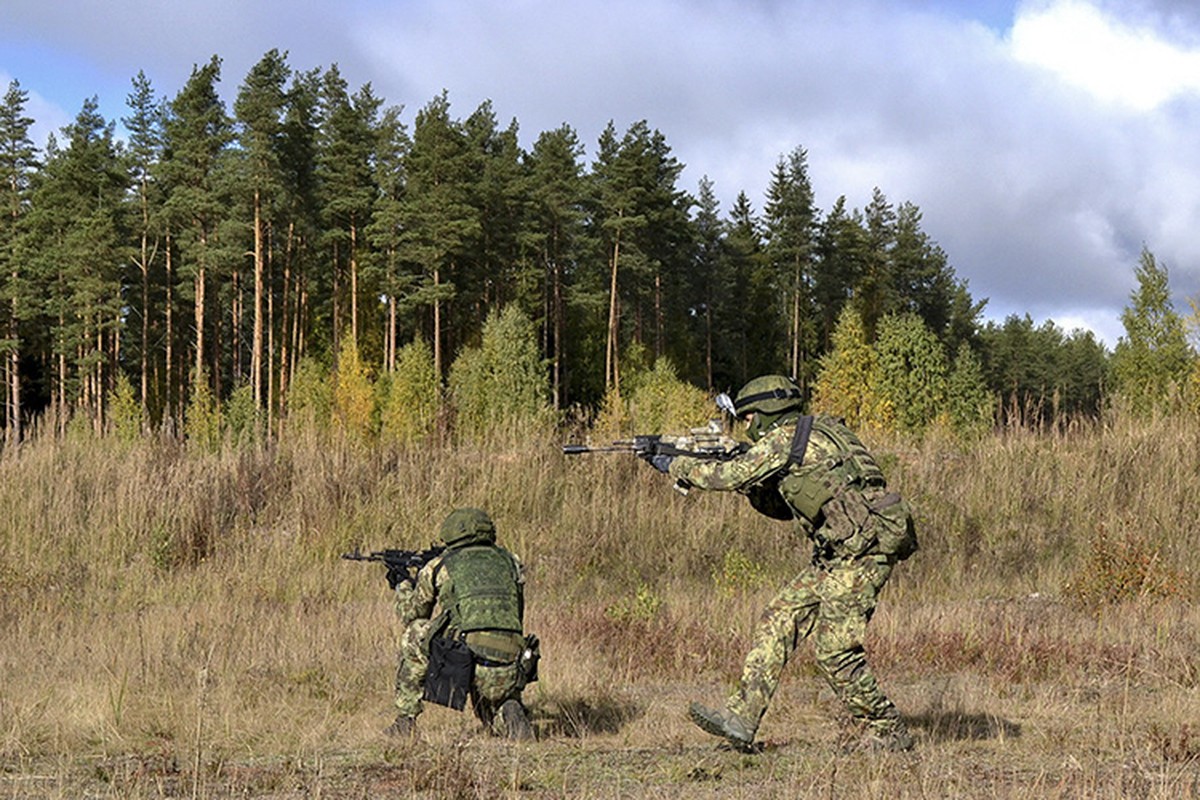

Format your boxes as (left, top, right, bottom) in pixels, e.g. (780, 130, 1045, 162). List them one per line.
(648, 454, 674, 474)
(386, 565, 410, 590)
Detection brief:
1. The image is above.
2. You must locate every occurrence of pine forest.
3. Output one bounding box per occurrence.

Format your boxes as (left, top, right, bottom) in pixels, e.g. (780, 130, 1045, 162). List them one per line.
(1, 50, 1194, 444)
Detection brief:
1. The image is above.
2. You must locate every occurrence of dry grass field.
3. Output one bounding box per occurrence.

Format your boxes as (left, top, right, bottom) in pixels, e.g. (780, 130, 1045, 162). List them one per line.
(1, 414, 1199, 798)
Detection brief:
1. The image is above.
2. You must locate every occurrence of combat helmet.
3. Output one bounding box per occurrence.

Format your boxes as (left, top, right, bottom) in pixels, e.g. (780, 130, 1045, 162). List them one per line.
(440, 508, 497, 548)
(732, 375, 803, 441)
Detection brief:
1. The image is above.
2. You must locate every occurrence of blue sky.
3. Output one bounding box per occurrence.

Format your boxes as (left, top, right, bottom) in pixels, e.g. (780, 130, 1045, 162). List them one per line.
(4, 0, 1200, 348)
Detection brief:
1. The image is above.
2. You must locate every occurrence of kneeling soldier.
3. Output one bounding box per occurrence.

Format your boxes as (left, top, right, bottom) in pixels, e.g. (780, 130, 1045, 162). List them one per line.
(386, 508, 538, 740)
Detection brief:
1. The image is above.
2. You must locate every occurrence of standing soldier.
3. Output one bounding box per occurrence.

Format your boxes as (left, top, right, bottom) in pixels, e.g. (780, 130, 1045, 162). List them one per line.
(386, 508, 537, 740)
(642, 375, 918, 752)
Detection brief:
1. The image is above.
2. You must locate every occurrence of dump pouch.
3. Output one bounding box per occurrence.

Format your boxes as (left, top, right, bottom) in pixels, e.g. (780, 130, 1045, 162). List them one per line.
(867, 492, 919, 561)
(423, 637, 474, 710)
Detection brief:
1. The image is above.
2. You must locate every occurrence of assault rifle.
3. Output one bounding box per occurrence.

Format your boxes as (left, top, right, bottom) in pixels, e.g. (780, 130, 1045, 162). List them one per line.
(341, 545, 445, 589)
(562, 422, 748, 494)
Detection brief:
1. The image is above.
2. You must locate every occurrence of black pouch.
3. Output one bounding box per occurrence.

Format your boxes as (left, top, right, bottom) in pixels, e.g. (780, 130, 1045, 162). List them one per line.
(423, 637, 474, 710)
(519, 633, 541, 686)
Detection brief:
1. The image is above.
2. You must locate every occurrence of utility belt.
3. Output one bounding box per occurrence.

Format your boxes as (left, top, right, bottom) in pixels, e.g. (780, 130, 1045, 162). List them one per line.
(423, 629, 541, 710)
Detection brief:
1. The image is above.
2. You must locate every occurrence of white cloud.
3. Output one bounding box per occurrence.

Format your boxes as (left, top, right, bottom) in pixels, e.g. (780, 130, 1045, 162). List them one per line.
(1011, 0, 1200, 111)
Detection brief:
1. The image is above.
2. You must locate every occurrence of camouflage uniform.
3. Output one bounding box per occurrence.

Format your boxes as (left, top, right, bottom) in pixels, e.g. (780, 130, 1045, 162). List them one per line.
(669, 410, 916, 749)
(391, 509, 532, 738)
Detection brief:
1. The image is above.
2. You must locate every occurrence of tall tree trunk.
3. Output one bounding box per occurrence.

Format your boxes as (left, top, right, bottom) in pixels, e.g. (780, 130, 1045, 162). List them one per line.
(252, 187, 264, 407)
(385, 251, 396, 373)
(138, 182, 154, 421)
(331, 241, 340, 362)
(791, 260, 802, 389)
(654, 271, 663, 359)
(349, 221, 358, 346)
(266, 226, 274, 429)
(194, 262, 206, 385)
(705, 303, 713, 391)
(433, 265, 443, 378)
(280, 222, 295, 419)
(232, 270, 241, 382)
(7, 293, 17, 442)
(605, 227, 622, 395)
(165, 231, 174, 423)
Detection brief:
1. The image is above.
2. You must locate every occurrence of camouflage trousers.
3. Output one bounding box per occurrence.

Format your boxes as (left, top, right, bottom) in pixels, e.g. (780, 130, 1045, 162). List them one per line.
(394, 618, 523, 734)
(726, 553, 901, 734)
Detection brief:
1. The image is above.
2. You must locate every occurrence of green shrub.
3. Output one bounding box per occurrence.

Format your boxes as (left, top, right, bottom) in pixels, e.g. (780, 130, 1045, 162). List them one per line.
(286, 356, 333, 433)
(380, 338, 441, 445)
(106, 371, 142, 442)
(332, 338, 375, 441)
(448, 305, 549, 438)
(224, 383, 262, 444)
(184, 368, 221, 451)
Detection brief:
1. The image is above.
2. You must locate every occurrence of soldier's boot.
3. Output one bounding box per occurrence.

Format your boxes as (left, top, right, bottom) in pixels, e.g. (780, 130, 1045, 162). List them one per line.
(499, 699, 535, 741)
(383, 713, 417, 738)
(687, 702, 756, 751)
(847, 718, 914, 753)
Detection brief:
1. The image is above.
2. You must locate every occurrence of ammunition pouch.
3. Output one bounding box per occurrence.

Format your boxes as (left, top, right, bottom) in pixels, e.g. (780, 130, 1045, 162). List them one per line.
(423, 636, 474, 710)
(778, 472, 834, 521)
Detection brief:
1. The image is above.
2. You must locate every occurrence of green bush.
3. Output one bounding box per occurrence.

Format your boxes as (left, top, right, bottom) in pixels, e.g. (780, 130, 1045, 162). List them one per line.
(380, 338, 441, 445)
(333, 338, 375, 441)
(105, 371, 142, 442)
(286, 356, 333, 434)
(448, 305, 550, 438)
(184, 368, 221, 451)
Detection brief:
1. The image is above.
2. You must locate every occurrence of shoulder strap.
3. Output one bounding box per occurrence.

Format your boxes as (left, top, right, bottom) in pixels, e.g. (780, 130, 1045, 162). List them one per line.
(788, 415, 814, 467)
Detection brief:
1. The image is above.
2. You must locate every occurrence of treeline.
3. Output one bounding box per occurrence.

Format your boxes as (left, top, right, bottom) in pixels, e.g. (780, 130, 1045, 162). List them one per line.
(0, 49, 1177, 443)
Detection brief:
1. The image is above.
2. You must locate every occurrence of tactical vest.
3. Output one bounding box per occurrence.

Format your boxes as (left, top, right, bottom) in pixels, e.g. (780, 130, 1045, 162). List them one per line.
(438, 545, 523, 635)
(777, 414, 886, 520)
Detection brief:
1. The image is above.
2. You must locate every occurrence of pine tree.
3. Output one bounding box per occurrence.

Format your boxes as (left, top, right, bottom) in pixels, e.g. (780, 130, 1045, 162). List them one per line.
(0, 80, 38, 441)
(1111, 247, 1194, 415)
(526, 124, 587, 408)
(856, 187, 896, 339)
(465, 101, 529, 316)
(234, 49, 291, 412)
(763, 146, 818, 388)
(691, 176, 724, 389)
(722, 191, 774, 386)
(276, 67, 323, 410)
(399, 92, 478, 379)
(317, 66, 380, 352)
(160, 56, 232, 408)
(812, 306, 888, 429)
(591, 121, 648, 396)
(590, 121, 689, 395)
(875, 312, 948, 433)
(123, 71, 164, 424)
(23, 98, 129, 430)
(364, 104, 410, 373)
(812, 197, 862, 353)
